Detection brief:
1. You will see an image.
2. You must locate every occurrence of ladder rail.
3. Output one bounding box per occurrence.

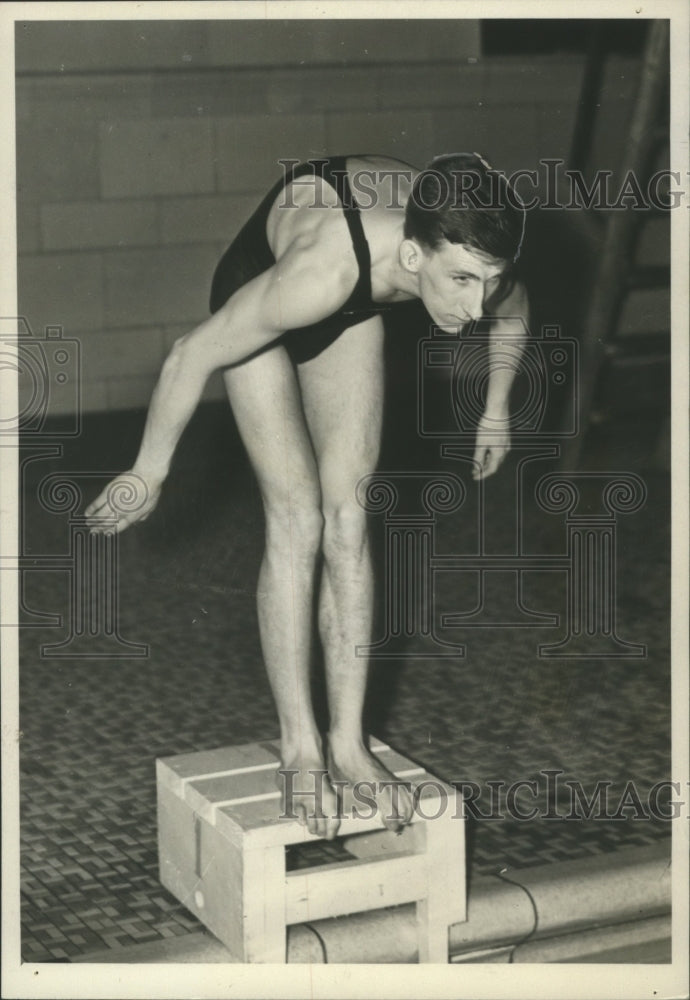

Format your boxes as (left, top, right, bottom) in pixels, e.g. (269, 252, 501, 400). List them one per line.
(560, 20, 670, 470)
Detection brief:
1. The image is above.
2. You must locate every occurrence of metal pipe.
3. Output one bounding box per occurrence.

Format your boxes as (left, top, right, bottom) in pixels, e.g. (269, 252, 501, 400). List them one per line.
(287, 842, 670, 963)
(560, 20, 670, 470)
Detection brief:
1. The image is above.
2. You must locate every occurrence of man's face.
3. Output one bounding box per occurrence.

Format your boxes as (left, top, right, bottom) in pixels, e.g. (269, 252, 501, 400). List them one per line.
(415, 241, 507, 331)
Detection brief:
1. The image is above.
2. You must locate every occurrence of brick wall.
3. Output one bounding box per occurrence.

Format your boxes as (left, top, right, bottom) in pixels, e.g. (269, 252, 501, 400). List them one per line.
(15, 20, 639, 415)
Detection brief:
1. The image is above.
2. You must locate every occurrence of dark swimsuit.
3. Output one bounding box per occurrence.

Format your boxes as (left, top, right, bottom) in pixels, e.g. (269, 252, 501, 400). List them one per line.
(209, 156, 394, 364)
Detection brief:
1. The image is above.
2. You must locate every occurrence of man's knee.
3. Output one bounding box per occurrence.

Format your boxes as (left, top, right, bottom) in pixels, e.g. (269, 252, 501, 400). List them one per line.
(322, 500, 369, 564)
(264, 495, 323, 558)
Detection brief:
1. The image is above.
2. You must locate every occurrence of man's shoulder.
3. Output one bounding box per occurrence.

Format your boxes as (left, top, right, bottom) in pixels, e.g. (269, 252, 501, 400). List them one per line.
(273, 229, 358, 297)
(269, 196, 359, 284)
(255, 230, 358, 332)
(267, 172, 345, 255)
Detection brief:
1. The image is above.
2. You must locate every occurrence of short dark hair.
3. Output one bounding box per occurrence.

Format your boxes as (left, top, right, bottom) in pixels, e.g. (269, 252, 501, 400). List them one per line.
(404, 153, 525, 263)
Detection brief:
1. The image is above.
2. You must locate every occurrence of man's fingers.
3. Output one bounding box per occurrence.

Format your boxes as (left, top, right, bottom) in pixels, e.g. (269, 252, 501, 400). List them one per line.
(84, 492, 109, 517)
(85, 475, 159, 535)
(472, 446, 486, 479)
(86, 502, 113, 522)
(85, 485, 125, 521)
(484, 450, 500, 477)
(85, 495, 116, 524)
(88, 507, 139, 534)
(473, 446, 494, 480)
(473, 446, 508, 481)
(89, 516, 122, 535)
(85, 509, 112, 528)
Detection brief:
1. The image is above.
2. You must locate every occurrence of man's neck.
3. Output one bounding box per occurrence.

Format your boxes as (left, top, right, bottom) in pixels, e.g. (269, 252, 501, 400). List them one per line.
(369, 221, 420, 303)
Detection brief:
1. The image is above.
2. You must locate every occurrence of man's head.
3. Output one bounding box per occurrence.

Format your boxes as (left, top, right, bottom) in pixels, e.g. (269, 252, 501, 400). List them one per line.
(401, 153, 526, 331)
(404, 152, 525, 262)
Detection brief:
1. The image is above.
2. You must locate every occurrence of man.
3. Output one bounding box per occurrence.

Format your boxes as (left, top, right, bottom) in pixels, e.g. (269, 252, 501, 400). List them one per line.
(86, 152, 528, 840)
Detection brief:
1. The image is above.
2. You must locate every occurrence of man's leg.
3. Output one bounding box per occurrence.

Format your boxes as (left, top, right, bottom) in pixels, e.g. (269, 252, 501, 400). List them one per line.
(297, 317, 414, 831)
(223, 345, 339, 838)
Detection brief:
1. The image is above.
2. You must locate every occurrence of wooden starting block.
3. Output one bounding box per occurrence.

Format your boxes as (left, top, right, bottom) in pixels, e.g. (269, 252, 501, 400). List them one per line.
(156, 738, 465, 963)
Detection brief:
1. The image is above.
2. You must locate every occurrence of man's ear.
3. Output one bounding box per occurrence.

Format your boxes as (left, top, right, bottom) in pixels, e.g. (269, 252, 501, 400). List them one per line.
(400, 238, 424, 274)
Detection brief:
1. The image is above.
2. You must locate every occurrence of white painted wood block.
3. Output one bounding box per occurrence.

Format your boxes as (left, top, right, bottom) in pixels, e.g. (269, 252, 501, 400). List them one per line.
(157, 737, 466, 963)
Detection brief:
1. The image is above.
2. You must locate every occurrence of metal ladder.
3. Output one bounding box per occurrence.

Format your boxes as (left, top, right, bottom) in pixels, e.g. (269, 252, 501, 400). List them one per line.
(560, 20, 671, 470)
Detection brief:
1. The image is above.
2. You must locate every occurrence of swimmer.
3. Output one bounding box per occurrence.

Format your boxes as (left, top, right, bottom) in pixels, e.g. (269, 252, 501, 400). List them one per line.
(86, 153, 528, 839)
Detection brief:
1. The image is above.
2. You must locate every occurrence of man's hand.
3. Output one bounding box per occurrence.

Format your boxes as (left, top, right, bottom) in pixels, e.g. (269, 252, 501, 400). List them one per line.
(474, 278, 528, 481)
(85, 470, 162, 534)
(472, 411, 511, 481)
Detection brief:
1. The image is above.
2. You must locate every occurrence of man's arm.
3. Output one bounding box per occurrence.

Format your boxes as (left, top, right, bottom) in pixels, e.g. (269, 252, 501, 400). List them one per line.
(86, 241, 356, 531)
(472, 280, 529, 481)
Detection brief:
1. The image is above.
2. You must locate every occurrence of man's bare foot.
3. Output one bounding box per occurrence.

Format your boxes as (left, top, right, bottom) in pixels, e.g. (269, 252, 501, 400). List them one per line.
(326, 735, 415, 833)
(277, 746, 341, 840)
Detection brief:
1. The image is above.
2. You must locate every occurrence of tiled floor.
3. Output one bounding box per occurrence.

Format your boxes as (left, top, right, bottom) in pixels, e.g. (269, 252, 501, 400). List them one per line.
(17, 402, 671, 962)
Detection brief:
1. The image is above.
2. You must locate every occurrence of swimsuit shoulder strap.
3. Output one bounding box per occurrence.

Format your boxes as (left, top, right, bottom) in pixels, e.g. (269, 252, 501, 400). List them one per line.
(315, 157, 373, 303)
(264, 158, 373, 304)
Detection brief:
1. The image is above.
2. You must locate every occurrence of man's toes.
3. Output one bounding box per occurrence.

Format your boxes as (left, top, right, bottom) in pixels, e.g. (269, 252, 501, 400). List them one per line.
(380, 794, 399, 831)
(400, 789, 414, 825)
(324, 815, 341, 841)
(382, 800, 406, 832)
(379, 784, 413, 831)
(382, 815, 403, 833)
